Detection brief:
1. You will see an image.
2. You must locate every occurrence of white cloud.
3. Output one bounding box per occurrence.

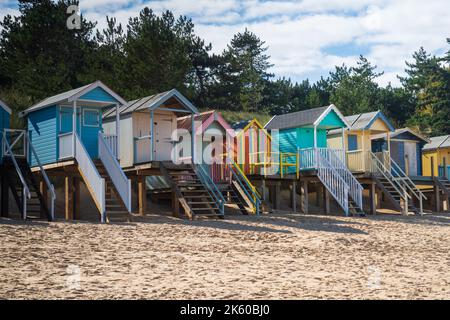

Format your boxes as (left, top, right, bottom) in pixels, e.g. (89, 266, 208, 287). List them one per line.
(3, 0, 450, 86)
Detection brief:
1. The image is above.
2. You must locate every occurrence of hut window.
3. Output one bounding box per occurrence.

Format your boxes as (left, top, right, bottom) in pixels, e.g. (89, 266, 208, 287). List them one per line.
(83, 109, 100, 127)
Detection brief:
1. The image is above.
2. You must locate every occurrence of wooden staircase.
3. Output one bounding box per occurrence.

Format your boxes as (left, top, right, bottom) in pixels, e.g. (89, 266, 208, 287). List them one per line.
(374, 176, 420, 214)
(349, 198, 365, 216)
(160, 163, 223, 219)
(2, 157, 51, 220)
(218, 182, 249, 215)
(93, 160, 131, 223)
(435, 177, 450, 197)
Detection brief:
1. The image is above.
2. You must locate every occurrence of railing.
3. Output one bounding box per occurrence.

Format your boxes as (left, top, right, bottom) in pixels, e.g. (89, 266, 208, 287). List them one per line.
(26, 133, 56, 220)
(2, 129, 26, 158)
(226, 156, 261, 215)
(103, 134, 118, 159)
(369, 151, 411, 210)
(313, 149, 349, 215)
(318, 148, 363, 211)
(299, 147, 317, 169)
(75, 133, 105, 220)
(59, 132, 74, 159)
(99, 132, 131, 213)
(390, 157, 427, 214)
(2, 132, 30, 219)
(249, 151, 299, 178)
(196, 164, 225, 216)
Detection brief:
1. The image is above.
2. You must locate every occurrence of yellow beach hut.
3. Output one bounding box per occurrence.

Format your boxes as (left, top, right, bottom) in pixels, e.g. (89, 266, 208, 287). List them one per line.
(422, 135, 450, 178)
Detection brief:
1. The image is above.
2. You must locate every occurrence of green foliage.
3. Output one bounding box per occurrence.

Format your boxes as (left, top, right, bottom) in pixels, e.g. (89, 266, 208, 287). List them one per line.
(0, 3, 450, 136)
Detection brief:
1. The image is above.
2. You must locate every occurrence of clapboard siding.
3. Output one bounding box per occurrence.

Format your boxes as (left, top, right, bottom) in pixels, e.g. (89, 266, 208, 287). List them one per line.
(80, 87, 119, 103)
(28, 106, 57, 166)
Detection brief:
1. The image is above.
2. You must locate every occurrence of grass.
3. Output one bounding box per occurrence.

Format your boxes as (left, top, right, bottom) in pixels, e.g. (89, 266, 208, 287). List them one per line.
(203, 109, 273, 126)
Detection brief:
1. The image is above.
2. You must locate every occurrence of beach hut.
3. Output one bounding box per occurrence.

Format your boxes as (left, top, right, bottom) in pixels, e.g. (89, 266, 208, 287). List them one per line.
(19, 81, 131, 222)
(371, 128, 429, 177)
(265, 105, 363, 215)
(327, 110, 395, 173)
(422, 135, 450, 178)
(0, 99, 11, 164)
(177, 110, 233, 182)
(232, 119, 271, 175)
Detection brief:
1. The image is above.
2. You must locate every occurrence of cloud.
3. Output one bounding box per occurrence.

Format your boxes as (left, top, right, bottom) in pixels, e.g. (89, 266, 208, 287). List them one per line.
(3, 0, 450, 86)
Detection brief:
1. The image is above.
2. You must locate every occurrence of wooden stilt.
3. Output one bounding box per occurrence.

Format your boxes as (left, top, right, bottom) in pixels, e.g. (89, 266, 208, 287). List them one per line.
(262, 179, 266, 201)
(73, 177, 80, 220)
(39, 179, 48, 218)
(323, 186, 330, 214)
(138, 176, 147, 215)
(434, 184, 441, 213)
(300, 180, 308, 214)
(316, 185, 322, 208)
(369, 183, 376, 215)
(290, 180, 297, 213)
(172, 191, 179, 217)
(1, 174, 9, 217)
(274, 182, 281, 210)
(65, 176, 74, 220)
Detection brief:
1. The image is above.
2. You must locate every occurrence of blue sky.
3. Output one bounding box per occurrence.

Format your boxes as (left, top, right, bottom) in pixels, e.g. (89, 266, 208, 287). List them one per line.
(1, 0, 449, 86)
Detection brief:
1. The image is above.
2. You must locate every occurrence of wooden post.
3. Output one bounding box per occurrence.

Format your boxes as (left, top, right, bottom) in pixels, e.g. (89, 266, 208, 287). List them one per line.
(323, 186, 330, 214)
(191, 114, 195, 164)
(172, 191, 179, 217)
(115, 103, 120, 160)
(274, 182, 281, 210)
(1, 174, 9, 217)
(138, 176, 147, 215)
(300, 180, 308, 214)
(65, 176, 74, 220)
(150, 110, 154, 162)
(73, 177, 80, 220)
(369, 183, 376, 215)
(316, 184, 322, 207)
(262, 179, 266, 201)
(434, 184, 441, 213)
(290, 180, 297, 213)
(39, 179, 48, 217)
(72, 100, 76, 156)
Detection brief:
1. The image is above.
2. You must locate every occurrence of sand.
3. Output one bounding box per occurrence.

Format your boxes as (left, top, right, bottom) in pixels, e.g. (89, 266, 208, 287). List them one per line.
(0, 213, 449, 299)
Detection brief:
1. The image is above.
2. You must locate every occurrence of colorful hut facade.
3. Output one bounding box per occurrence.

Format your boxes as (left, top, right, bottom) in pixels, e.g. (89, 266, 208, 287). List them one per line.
(372, 128, 429, 177)
(327, 110, 395, 173)
(0, 99, 12, 163)
(232, 119, 271, 175)
(422, 135, 450, 178)
(265, 105, 350, 171)
(103, 89, 199, 167)
(177, 110, 233, 181)
(20, 81, 132, 219)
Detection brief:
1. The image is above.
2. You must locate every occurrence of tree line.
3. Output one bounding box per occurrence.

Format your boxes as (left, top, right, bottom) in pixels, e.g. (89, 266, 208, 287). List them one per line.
(1, 0, 449, 136)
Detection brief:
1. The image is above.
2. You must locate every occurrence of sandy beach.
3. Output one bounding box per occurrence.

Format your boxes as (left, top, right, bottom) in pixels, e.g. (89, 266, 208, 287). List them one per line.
(0, 212, 449, 299)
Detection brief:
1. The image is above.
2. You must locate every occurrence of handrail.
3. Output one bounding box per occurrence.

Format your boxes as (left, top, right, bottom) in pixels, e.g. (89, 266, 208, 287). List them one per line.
(227, 156, 261, 215)
(2, 133, 31, 219)
(313, 148, 349, 215)
(196, 164, 225, 216)
(74, 133, 105, 220)
(26, 133, 56, 220)
(99, 132, 131, 212)
(369, 151, 411, 200)
(318, 148, 363, 210)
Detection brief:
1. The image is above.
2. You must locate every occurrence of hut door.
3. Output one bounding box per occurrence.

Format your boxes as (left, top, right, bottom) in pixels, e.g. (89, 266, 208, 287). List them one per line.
(154, 119, 173, 161)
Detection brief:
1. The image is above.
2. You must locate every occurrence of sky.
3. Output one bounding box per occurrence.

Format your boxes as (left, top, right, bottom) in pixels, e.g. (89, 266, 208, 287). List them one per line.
(1, 0, 449, 86)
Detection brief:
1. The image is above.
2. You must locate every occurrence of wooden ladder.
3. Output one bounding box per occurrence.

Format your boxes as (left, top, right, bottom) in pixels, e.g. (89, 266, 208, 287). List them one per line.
(160, 163, 223, 219)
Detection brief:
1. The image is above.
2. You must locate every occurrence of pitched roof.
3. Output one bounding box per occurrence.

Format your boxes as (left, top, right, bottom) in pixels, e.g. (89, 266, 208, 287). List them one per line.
(103, 89, 199, 119)
(265, 105, 349, 130)
(231, 120, 251, 132)
(177, 110, 215, 131)
(329, 110, 395, 135)
(423, 135, 450, 151)
(20, 81, 127, 116)
(371, 127, 430, 143)
(0, 99, 12, 114)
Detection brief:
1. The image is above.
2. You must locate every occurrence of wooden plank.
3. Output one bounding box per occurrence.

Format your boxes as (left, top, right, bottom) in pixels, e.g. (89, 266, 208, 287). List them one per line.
(160, 164, 193, 219)
(138, 176, 147, 215)
(74, 177, 80, 220)
(300, 180, 308, 214)
(39, 179, 48, 215)
(290, 180, 297, 213)
(323, 186, 330, 215)
(434, 184, 441, 213)
(65, 176, 74, 220)
(369, 183, 376, 215)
